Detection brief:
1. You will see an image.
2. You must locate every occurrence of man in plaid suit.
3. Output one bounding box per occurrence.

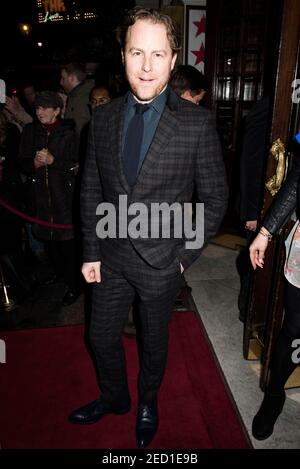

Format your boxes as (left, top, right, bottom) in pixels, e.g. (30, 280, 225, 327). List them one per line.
(69, 7, 228, 448)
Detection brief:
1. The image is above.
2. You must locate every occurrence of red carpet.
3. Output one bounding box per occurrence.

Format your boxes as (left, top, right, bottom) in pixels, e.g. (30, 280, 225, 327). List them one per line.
(0, 312, 251, 449)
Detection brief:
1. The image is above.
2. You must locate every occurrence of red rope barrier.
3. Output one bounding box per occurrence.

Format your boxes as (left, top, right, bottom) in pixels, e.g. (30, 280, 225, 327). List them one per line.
(0, 197, 73, 230)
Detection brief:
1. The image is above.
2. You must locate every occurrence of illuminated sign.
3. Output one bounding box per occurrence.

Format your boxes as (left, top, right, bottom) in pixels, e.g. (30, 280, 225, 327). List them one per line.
(43, 0, 66, 14)
(36, 0, 97, 23)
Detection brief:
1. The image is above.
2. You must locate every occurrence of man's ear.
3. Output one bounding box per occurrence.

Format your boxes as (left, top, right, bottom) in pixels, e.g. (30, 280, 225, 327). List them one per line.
(199, 90, 206, 102)
(121, 49, 125, 65)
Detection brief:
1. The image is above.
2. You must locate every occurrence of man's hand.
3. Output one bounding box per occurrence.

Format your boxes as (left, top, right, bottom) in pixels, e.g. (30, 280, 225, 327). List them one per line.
(81, 261, 101, 283)
(249, 233, 269, 270)
(245, 220, 257, 231)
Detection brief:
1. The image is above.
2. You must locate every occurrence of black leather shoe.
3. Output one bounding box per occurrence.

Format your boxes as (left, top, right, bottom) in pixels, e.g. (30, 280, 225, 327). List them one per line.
(252, 391, 286, 440)
(136, 400, 159, 448)
(62, 289, 80, 306)
(69, 398, 131, 425)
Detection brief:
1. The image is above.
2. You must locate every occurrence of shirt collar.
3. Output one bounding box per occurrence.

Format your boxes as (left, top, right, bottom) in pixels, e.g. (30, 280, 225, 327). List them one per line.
(126, 86, 169, 113)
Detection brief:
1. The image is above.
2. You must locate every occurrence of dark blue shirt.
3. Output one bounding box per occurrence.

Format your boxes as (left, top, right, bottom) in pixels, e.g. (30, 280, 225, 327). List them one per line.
(122, 87, 169, 172)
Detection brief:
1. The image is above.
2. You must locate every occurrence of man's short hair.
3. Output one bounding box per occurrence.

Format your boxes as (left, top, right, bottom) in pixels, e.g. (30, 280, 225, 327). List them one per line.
(62, 63, 87, 83)
(119, 7, 181, 55)
(170, 65, 209, 97)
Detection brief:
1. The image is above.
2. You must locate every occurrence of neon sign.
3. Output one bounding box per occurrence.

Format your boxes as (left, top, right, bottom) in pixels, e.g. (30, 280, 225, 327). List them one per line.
(42, 0, 66, 14)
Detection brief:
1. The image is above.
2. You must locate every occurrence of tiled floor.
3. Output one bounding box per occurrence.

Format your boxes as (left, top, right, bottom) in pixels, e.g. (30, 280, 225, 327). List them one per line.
(185, 243, 300, 449)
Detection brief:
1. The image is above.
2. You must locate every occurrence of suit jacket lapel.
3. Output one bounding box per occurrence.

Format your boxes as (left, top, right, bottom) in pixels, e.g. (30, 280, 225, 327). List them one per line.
(108, 98, 131, 193)
(136, 93, 179, 183)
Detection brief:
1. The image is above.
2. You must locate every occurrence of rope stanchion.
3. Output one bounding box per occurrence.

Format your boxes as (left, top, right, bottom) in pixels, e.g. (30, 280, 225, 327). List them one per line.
(0, 197, 73, 230)
(0, 262, 17, 311)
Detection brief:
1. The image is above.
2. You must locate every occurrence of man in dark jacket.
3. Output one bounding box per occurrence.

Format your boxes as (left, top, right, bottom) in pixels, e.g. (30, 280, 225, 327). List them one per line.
(60, 63, 94, 138)
(69, 8, 228, 447)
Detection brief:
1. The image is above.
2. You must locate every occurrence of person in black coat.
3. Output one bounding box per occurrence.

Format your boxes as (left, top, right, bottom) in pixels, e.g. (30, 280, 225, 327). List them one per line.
(68, 8, 227, 449)
(19, 91, 80, 306)
(249, 138, 300, 440)
(237, 97, 270, 321)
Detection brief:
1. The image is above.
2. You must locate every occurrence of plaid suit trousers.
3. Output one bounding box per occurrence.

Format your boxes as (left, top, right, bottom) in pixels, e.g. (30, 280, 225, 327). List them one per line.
(89, 238, 182, 404)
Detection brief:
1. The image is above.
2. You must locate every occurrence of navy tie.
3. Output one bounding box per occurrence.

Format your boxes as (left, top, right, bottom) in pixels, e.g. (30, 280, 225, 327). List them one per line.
(123, 103, 149, 187)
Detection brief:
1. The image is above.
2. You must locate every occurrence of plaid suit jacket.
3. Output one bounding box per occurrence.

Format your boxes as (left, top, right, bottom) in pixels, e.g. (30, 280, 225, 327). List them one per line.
(81, 88, 228, 269)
